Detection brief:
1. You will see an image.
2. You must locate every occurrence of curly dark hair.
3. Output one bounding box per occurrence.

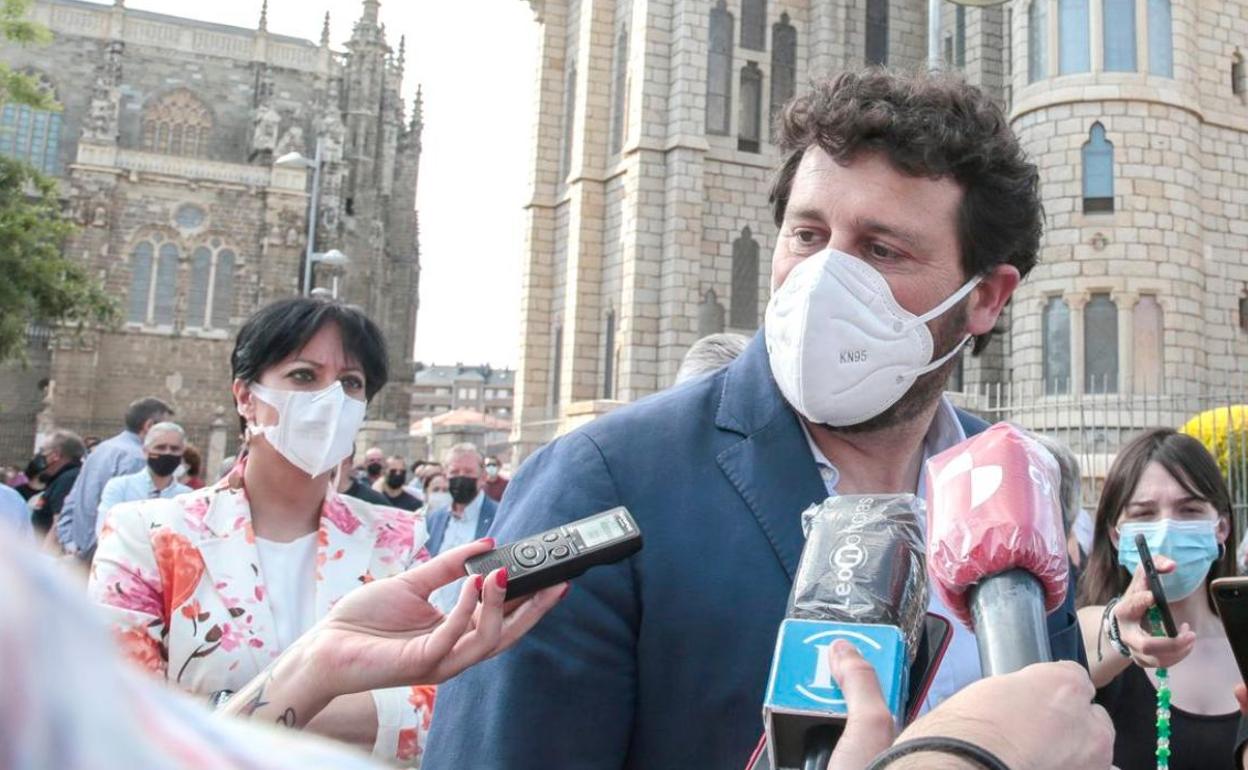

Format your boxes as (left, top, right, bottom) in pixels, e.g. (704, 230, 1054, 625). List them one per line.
(769, 68, 1043, 353)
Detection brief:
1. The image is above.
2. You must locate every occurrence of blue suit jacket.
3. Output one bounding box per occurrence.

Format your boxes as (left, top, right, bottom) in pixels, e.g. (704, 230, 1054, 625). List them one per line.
(424, 494, 497, 555)
(424, 333, 1086, 770)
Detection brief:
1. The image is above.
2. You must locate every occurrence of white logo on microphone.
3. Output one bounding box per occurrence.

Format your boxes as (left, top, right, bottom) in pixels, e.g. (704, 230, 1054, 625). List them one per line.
(933, 449, 1003, 509)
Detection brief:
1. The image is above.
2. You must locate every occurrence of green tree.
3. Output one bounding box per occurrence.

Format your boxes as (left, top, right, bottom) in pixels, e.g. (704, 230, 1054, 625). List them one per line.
(0, 0, 116, 363)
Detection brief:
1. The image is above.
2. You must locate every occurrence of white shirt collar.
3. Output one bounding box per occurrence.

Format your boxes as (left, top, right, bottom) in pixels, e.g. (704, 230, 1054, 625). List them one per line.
(802, 395, 967, 496)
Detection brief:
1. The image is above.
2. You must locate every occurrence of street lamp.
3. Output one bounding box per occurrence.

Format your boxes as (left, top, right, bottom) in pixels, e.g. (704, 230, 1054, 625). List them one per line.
(275, 138, 332, 296)
(928, 0, 1010, 71)
(309, 248, 349, 298)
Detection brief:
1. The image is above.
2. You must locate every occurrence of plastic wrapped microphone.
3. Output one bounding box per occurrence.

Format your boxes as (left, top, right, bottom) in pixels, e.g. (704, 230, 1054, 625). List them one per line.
(787, 494, 928, 660)
(926, 422, 1069, 675)
(764, 494, 928, 770)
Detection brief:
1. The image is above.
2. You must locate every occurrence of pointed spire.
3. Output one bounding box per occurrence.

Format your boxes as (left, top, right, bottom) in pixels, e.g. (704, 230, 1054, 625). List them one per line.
(396, 35, 406, 70)
(320, 11, 331, 46)
(409, 84, 423, 133)
(257, 0, 268, 31)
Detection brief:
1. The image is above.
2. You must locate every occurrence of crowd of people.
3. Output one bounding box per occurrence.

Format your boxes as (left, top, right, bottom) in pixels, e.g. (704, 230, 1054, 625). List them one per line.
(1, 65, 1247, 770)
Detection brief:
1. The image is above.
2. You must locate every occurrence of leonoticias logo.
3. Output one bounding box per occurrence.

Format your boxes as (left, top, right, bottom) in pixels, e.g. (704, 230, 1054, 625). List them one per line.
(828, 497, 874, 601)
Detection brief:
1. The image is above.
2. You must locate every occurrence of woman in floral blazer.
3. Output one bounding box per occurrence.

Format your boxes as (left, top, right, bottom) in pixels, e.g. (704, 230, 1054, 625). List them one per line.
(89, 297, 435, 766)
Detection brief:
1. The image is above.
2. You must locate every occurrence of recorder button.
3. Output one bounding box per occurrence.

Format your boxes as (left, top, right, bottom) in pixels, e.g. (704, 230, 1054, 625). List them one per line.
(515, 542, 546, 567)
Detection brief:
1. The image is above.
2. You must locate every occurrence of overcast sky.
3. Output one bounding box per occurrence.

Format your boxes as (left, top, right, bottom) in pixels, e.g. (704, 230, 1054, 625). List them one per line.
(126, 0, 539, 369)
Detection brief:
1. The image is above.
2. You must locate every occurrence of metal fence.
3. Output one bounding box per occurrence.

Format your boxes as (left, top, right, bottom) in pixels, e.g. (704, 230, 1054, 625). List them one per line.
(948, 380, 1248, 542)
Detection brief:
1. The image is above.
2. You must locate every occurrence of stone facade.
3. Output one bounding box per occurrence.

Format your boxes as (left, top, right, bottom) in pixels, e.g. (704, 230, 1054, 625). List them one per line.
(512, 0, 1248, 461)
(0, 0, 422, 462)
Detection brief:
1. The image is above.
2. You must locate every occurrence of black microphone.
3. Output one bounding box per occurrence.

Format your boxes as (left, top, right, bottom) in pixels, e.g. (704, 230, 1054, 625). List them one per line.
(762, 494, 928, 770)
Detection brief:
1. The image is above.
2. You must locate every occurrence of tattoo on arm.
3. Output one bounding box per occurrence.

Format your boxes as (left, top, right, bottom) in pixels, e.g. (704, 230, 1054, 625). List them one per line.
(276, 707, 297, 727)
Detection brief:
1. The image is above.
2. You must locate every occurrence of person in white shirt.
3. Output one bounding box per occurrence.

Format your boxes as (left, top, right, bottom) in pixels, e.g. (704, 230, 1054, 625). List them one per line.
(95, 421, 192, 541)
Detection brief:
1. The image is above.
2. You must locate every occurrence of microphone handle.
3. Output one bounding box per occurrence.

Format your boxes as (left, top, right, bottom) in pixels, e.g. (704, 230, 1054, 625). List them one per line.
(802, 726, 839, 770)
(968, 568, 1052, 676)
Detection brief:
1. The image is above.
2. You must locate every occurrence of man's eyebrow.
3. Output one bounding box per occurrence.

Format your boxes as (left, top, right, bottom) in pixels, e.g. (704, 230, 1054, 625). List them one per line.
(855, 217, 924, 250)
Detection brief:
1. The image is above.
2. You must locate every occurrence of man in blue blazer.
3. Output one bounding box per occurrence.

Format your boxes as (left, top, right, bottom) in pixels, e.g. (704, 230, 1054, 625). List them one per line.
(425, 70, 1084, 770)
(423, 443, 499, 613)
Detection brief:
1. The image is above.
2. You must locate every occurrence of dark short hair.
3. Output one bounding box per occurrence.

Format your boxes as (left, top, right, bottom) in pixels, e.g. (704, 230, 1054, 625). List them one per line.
(125, 397, 174, 433)
(46, 429, 86, 463)
(769, 68, 1043, 353)
(231, 297, 389, 401)
(182, 444, 202, 476)
(1077, 428, 1236, 613)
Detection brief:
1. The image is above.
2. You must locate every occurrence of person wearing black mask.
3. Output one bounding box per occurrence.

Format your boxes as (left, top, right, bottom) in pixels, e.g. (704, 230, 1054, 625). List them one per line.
(363, 446, 385, 486)
(29, 430, 86, 536)
(93, 422, 192, 542)
(424, 443, 498, 612)
(378, 455, 421, 512)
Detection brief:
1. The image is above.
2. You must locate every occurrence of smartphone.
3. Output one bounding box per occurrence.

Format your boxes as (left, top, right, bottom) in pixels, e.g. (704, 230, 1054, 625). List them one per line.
(905, 613, 954, 723)
(1135, 533, 1178, 638)
(1212, 577, 1248, 685)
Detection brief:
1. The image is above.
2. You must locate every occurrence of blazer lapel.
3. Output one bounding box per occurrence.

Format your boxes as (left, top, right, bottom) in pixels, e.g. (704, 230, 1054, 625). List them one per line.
(195, 487, 279, 669)
(314, 494, 376, 618)
(476, 498, 497, 539)
(714, 332, 827, 580)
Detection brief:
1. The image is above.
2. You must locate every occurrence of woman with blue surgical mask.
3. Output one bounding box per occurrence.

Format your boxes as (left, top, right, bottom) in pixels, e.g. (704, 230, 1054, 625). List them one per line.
(1075, 428, 1240, 770)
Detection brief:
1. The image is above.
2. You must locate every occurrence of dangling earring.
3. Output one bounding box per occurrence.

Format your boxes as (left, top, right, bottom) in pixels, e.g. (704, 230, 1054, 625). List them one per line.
(1219, 543, 1227, 561)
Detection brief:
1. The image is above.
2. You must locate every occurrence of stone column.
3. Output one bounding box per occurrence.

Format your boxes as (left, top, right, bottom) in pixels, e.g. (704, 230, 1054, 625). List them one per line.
(1069, 292, 1089, 396)
(207, 406, 228, 482)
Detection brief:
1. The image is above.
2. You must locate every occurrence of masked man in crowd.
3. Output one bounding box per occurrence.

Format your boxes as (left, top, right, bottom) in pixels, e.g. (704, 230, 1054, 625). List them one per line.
(379, 455, 422, 512)
(94, 421, 192, 540)
(424, 443, 498, 613)
(425, 69, 1086, 770)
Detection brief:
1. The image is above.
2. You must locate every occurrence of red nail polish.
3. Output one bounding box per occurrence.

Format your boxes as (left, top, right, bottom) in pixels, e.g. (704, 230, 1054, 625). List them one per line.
(495, 567, 509, 589)
(559, 583, 571, 600)
(478, 537, 495, 548)
(473, 574, 484, 592)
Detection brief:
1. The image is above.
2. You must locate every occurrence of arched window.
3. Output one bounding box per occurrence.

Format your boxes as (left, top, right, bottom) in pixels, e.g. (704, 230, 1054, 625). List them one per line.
(1042, 296, 1071, 394)
(1147, 0, 1172, 76)
(730, 227, 760, 328)
(866, 0, 889, 65)
(1233, 53, 1247, 98)
(1084, 293, 1119, 393)
(1082, 122, 1114, 213)
(560, 64, 577, 179)
(706, 1, 734, 136)
(0, 73, 62, 174)
(954, 6, 967, 68)
(602, 310, 616, 399)
(1083, 124, 1113, 213)
(738, 62, 762, 153)
(1102, 0, 1137, 71)
(610, 28, 629, 155)
(127, 234, 179, 327)
(186, 239, 237, 330)
(1132, 294, 1163, 391)
(1059, 0, 1090, 74)
(142, 88, 212, 157)
(741, 0, 766, 51)
(770, 12, 797, 140)
(1028, 0, 1048, 82)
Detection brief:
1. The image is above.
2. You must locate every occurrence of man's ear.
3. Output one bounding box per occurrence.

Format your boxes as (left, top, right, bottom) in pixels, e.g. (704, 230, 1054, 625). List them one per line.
(966, 263, 1021, 338)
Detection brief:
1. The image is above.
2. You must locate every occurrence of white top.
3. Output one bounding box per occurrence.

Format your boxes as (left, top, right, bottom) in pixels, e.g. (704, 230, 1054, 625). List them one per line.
(802, 395, 982, 713)
(430, 491, 485, 613)
(255, 532, 319, 651)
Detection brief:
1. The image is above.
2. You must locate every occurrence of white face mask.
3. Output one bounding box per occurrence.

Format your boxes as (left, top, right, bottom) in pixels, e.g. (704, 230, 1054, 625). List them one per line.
(247, 381, 367, 478)
(765, 248, 981, 427)
(427, 491, 452, 510)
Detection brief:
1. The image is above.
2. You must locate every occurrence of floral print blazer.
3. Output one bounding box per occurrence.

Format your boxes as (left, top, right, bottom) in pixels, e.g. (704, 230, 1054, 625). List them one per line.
(88, 478, 436, 766)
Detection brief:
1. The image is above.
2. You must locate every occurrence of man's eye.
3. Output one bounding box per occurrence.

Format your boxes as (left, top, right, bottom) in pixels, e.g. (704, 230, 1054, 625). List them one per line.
(793, 229, 820, 245)
(866, 242, 901, 261)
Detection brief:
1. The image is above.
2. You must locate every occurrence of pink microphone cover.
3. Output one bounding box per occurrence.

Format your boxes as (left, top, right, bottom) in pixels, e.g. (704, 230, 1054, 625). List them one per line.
(925, 422, 1069, 626)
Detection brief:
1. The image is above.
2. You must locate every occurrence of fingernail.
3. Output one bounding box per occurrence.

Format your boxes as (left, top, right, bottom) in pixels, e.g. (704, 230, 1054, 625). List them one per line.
(477, 537, 495, 548)
(495, 567, 508, 589)
(559, 583, 571, 600)
(473, 574, 484, 592)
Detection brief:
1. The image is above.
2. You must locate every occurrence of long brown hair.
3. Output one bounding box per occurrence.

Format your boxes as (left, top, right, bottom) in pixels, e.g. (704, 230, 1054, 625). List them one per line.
(1076, 428, 1236, 611)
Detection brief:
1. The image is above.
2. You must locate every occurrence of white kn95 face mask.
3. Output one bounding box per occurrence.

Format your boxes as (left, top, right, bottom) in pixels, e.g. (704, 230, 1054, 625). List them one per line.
(247, 381, 366, 478)
(765, 248, 981, 427)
